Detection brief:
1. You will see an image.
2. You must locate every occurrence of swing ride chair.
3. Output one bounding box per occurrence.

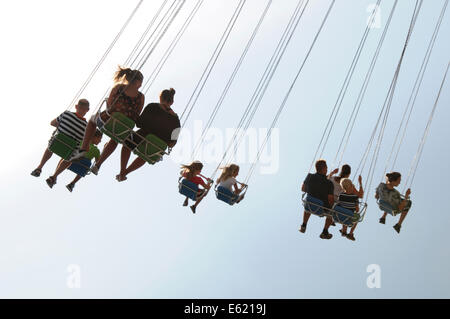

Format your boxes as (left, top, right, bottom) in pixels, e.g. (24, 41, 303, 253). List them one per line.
(376, 195, 406, 217)
(215, 183, 248, 206)
(302, 193, 367, 227)
(101, 111, 171, 165)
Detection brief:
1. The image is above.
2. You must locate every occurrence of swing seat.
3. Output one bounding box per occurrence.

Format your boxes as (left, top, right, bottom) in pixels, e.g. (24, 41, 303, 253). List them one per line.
(378, 199, 398, 216)
(68, 157, 92, 177)
(179, 178, 199, 201)
(332, 205, 359, 226)
(303, 195, 325, 217)
(216, 186, 238, 206)
(49, 132, 79, 160)
(133, 134, 168, 165)
(101, 112, 135, 144)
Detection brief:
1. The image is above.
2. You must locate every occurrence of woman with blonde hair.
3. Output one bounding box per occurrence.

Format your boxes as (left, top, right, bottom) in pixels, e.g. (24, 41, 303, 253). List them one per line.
(180, 161, 212, 214)
(70, 66, 145, 176)
(337, 176, 363, 241)
(216, 164, 246, 204)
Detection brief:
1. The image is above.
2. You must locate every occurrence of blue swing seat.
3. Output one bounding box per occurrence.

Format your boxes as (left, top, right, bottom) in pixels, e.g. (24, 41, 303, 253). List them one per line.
(68, 157, 92, 177)
(179, 178, 199, 201)
(216, 186, 239, 206)
(333, 205, 358, 226)
(378, 199, 397, 216)
(303, 195, 326, 217)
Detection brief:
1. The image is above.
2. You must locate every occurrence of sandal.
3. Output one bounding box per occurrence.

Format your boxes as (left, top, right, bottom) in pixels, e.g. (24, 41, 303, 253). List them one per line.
(379, 217, 386, 225)
(346, 233, 356, 241)
(31, 168, 42, 177)
(339, 229, 347, 237)
(46, 176, 56, 189)
(393, 224, 401, 234)
(116, 174, 127, 182)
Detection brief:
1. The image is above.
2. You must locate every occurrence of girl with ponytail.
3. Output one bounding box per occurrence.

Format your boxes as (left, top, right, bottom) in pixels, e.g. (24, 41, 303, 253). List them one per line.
(180, 161, 212, 214)
(216, 164, 246, 204)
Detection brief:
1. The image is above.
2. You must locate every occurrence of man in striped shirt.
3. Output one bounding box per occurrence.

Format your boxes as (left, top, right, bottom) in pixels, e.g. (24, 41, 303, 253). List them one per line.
(30, 99, 90, 178)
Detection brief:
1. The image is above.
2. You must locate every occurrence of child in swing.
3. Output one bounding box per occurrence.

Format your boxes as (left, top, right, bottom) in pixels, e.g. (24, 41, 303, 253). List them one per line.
(180, 161, 212, 214)
(216, 164, 246, 204)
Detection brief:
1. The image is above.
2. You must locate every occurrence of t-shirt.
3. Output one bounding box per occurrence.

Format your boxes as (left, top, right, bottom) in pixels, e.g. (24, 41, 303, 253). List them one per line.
(376, 183, 402, 208)
(85, 144, 100, 161)
(183, 172, 207, 188)
(218, 177, 237, 191)
(337, 193, 359, 211)
(303, 173, 334, 208)
(56, 111, 87, 142)
(135, 103, 181, 145)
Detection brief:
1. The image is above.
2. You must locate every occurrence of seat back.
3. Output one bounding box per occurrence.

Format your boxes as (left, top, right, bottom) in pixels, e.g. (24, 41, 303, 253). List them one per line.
(101, 112, 135, 143)
(68, 157, 92, 177)
(49, 132, 79, 160)
(133, 134, 168, 165)
(303, 195, 325, 217)
(216, 186, 238, 205)
(333, 205, 358, 226)
(179, 178, 199, 201)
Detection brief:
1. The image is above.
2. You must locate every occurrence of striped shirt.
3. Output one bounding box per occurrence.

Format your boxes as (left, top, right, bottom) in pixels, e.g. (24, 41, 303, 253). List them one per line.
(56, 111, 87, 142)
(337, 193, 359, 211)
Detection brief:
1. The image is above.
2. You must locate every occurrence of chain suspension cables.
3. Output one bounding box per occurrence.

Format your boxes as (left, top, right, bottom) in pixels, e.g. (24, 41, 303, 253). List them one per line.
(189, 0, 272, 161)
(306, 0, 382, 172)
(244, 0, 336, 185)
(402, 61, 449, 193)
(385, 0, 448, 173)
(65, 0, 144, 111)
(334, 0, 399, 169)
(179, 0, 247, 127)
(358, 0, 423, 203)
(210, 0, 309, 180)
(143, 0, 204, 95)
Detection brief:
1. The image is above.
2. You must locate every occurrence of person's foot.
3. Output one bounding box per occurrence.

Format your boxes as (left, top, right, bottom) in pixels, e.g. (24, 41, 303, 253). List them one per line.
(66, 183, 75, 193)
(31, 168, 42, 177)
(46, 176, 56, 189)
(90, 165, 100, 176)
(236, 193, 245, 204)
(393, 224, 401, 234)
(69, 149, 87, 161)
(115, 174, 127, 182)
(183, 198, 189, 207)
(379, 217, 386, 224)
(346, 233, 356, 241)
(190, 205, 196, 214)
(331, 222, 336, 227)
(320, 231, 333, 240)
(339, 229, 347, 237)
(299, 224, 307, 233)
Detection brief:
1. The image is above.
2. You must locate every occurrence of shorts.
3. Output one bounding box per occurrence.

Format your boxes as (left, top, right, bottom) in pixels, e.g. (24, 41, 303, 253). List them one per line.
(124, 132, 143, 151)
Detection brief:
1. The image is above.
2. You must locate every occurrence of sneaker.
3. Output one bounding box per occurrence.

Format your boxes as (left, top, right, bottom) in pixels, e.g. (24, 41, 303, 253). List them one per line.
(66, 183, 75, 193)
(339, 229, 347, 237)
(31, 168, 42, 177)
(90, 165, 100, 176)
(115, 174, 127, 182)
(183, 198, 189, 207)
(299, 224, 307, 233)
(69, 149, 87, 161)
(393, 224, 401, 234)
(190, 205, 196, 214)
(379, 217, 386, 224)
(320, 232, 333, 240)
(46, 177, 56, 189)
(346, 233, 356, 241)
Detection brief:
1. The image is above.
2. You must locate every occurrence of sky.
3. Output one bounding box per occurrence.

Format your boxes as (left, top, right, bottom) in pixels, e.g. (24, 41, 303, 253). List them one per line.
(0, 0, 449, 298)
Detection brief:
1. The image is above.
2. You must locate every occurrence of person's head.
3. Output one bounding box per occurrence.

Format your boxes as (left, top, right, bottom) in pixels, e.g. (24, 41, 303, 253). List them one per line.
(160, 88, 176, 107)
(339, 164, 351, 178)
(315, 159, 328, 175)
(75, 99, 90, 117)
(91, 129, 103, 145)
(217, 164, 240, 183)
(114, 66, 144, 89)
(181, 161, 204, 179)
(386, 172, 402, 186)
(340, 178, 354, 193)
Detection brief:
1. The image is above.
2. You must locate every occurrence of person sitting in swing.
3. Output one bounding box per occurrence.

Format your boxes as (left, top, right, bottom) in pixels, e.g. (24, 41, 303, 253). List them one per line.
(376, 172, 412, 234)
(337, 176, 364, 241)
(299, 159, 335, 240)
(216, 164, 246, 204)
(116, 88, 181, 181)
(31, 99, 90, 178)
(69, 66, 145, 176)
(180, 161, 212, 214)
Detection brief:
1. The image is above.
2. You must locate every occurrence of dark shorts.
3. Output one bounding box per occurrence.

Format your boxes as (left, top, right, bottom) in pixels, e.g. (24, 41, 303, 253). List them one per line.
(124, 132, 143, 151)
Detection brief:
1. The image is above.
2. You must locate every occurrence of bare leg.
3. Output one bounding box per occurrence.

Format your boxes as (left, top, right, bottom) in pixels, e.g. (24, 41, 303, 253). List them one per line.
(123, 157, 146, 177)
(51, 159, 72, 179)
(341, 225, 348, 234)
(95, 139, 118, 168)
(70, 174, 83, 185)
(349, 224, 357, 234)
(382, 212, 388, 219)
(80, 121, 97, 151)
(120, 146, 132, 176)
(302, 211, 311, 227)
(397, 211, 408, 226)
(323, 216, 333, 232)
(36, 148, 53, 170)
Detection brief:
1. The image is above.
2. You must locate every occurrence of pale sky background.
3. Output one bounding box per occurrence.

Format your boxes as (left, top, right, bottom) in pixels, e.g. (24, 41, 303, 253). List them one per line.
(0, 0, 449, 298)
